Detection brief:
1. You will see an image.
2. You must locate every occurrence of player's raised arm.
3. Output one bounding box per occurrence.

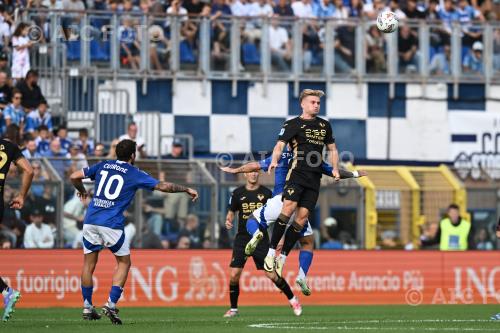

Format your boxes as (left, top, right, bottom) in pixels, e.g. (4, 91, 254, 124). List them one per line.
(154, 182, 198, 202)
(269, 141, 286, 175)
(320, 162, 368, 179)
(220, 161, 262, 174)
(10, 157, 34, 209)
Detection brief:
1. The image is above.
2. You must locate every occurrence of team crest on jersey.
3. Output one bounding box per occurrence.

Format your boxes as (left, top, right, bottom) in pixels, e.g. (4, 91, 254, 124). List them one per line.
(257, 194, 265, 201)
(319, 122, 326, 128)
(287, 188, 295, 196)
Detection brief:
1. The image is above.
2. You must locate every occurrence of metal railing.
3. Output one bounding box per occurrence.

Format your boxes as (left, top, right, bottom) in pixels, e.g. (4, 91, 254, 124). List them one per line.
(22, 10, 500, 90)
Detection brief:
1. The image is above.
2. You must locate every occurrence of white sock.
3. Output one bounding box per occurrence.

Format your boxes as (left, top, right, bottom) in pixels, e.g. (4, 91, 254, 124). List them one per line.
(83, 299, 92, 309)
(289, 296, 297, 304)
(2, 287, 10, 297)
(279, 254, 287, 265)
(267, 248, 276, 257)
(297, 267, 306, 280)
(230, 308, 238, 312)
(107, 298, 116, 309)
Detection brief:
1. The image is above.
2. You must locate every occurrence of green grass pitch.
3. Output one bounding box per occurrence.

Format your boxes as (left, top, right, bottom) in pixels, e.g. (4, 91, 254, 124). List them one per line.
(2, 305, 500, 332)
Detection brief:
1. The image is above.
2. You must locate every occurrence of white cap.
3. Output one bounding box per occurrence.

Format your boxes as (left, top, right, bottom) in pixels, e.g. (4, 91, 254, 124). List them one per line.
(324, 217, 337, 227)
(472, 41, 483, 51)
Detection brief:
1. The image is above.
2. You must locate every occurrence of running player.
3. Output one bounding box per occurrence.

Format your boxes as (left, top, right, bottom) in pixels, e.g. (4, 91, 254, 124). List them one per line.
(266, 89, 339, 277)
(221, 149, 366, 296)
(224, 171, 302, 318)
(0, 124, 34, 322)
(70, 139, 198, 325)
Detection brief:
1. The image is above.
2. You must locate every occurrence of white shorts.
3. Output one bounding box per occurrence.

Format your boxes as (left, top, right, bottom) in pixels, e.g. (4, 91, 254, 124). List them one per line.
(252, 194, 314, 237)
(82, 224, 130, 256)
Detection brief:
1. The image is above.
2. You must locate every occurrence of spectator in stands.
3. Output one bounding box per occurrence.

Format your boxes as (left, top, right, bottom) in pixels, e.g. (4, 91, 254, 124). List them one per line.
(63, 191, 89, 245)
(35, 125, 51, 155)
(56, 125, 72, 154)
(388, 0, 406, 20)
(348, 0, 364, 18)
(439, 0, 459, 44)
(185, 0, 206, 15)
(138, 225, 164, 248)
(23, 208, 54, 249)
(420, 204, 474, 250)
(274, 0, 294, 16)
(313, 0, 335, 18)
(463, 40, 484, 75)
(75, 128, 94, 156)
(269, 16, 292, 71)
(148, 25, 170, 71)
(25, 101, 52, 134)
(229, 0, 246, 17)
(44, 139, 71, 177)
(176, 235, 191, 249)
(11, 22, 33, 82)
(332, 0, 350, 19)
(255, 0, 274, 16)
(334, 25, 355, 73)
(3, 89, 25, 132)
(320, 216, 341, 249)
(67, 144, 88, 172)
(365, 24, 386, 73)
(0, 52, 9, 77)
(398, 24, 418, 73)
(211, 0, 232, 17)
(30, 160, 47, 197)
(178, 214, 204, 249)
(430, 44, 452, 75)
(404, 0, 425, 19)
(164, 140, 187, 159)
(2, 185, 25, 247)
(15, 69, 46, 111)
(107, 139, 119, 159)
(0, 6, 12, 52)
(139, 0, 152, 14)
(0, 71, 11, 111)
(119, 16, 141, 70)
(119, 122, 147, 158)
(291, 0, 315, 18)
(457, 0, 484, 47)
(363, 0, 385, 19)
(93, 142, 106, 157)
(425, 0, 440, 20)
(167, 0, 189, 18)
(122, 0, 141, 14)
(22, 138, 42, 159)
(43, 0, 64, 10)
(475, 228, 494, 250)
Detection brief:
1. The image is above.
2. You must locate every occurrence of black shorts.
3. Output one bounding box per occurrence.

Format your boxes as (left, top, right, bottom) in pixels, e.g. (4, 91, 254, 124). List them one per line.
(283, 169, 321, 212)
(230, 232, 269, 270)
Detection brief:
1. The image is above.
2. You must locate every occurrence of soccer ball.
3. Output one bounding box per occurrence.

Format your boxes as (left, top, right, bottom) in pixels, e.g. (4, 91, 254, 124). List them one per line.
(376, 11, 399, 33)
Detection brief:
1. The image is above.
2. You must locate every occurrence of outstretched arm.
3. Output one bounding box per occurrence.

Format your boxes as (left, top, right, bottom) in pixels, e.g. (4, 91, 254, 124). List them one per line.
(70, 170, 88, 199)
(154, 182, 198, 202)
(220, 161, 261, 174)
(268, 141, 286, 175)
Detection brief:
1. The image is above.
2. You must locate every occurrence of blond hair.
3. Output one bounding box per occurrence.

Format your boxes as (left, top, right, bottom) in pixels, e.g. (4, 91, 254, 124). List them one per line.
(299, 89, 325, 102)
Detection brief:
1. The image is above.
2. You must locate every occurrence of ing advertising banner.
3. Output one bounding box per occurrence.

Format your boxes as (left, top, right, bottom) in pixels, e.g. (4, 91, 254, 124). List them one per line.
(1, 250, 500, 307)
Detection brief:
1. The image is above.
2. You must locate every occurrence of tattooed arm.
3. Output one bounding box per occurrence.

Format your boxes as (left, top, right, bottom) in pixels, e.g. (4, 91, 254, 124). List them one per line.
(154, 182, 199, 202)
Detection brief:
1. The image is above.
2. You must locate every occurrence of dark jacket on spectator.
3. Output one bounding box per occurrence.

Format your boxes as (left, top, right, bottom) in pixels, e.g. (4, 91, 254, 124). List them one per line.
(15, 79, 47, 110)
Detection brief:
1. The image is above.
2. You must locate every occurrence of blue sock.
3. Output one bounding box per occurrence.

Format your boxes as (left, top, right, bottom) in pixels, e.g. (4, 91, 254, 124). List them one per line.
(298, 250, 313, 279)
(108, 285, 123, 308)
(81, 285, 93, 308)
(246, 217, 260, 236)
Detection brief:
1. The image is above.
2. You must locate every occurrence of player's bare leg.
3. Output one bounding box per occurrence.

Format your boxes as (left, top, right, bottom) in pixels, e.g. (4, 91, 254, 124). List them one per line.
(265, 200, 297, 273)
(265, 271, 302, 316)
(276, 207, 309, 277)
(223, 268, 243, 318)
(102, 254, 131, 325)
(81, 252, 101, 321)
(296, 235, 314, 296)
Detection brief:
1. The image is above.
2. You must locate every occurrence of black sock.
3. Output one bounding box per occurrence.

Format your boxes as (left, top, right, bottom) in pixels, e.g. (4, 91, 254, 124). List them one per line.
(229, 283, 239, 309)
(270, 214, 290, 249)
(0, 277, 8, 293)
(281, 222, 303, 256)
(275, 277, 294, 300)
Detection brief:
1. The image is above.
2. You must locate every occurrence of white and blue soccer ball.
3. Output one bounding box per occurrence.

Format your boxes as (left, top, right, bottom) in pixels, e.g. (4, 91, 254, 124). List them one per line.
(376, 11, 399, 34)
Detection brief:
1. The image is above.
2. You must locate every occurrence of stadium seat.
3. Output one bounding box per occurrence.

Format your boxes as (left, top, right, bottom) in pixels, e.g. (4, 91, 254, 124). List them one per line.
(180, 40, 196, 64)
(66, 40, 81, 61)
(242, 43, 260, 65)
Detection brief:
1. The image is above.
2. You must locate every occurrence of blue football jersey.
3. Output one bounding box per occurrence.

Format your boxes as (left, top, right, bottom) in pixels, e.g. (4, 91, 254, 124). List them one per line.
(83, 160, 159, 229)
(259, 148, 334, 196)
